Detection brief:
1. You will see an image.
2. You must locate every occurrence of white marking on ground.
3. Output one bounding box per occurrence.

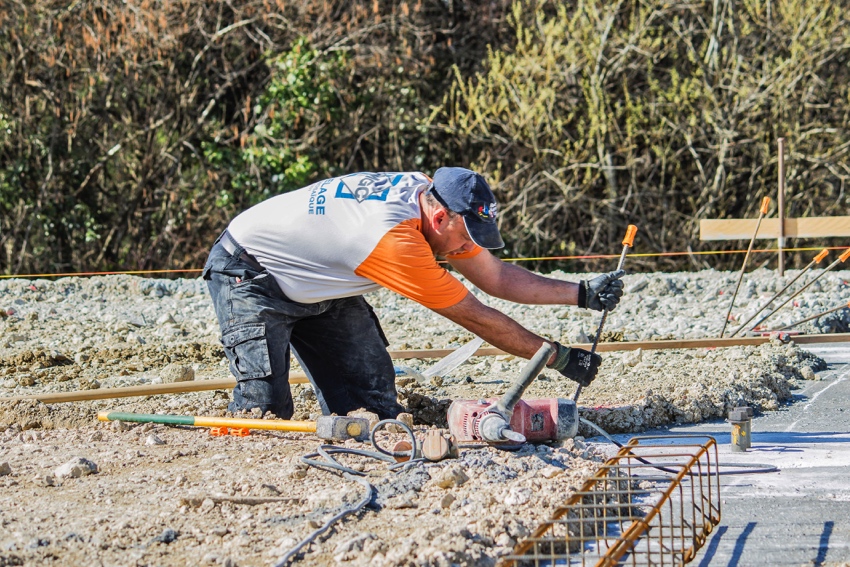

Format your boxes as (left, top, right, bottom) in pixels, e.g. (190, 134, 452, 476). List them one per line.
(785, 363, 850, 432)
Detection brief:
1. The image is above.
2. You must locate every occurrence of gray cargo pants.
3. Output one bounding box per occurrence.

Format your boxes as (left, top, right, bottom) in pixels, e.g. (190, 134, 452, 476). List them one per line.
(202, 233, 404, 420)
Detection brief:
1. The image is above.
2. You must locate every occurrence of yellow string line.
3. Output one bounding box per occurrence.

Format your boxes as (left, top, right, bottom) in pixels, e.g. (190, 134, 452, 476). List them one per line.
(0, 269, 202, 279)
(2, 246, 848, 279)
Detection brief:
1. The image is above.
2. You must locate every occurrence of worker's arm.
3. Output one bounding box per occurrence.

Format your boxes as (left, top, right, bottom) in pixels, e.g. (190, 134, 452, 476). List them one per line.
(432, 291, 602, 385)
(447, 249, 580, 305)
(431, 291, 555, 360)
(448, 249, 624, 311)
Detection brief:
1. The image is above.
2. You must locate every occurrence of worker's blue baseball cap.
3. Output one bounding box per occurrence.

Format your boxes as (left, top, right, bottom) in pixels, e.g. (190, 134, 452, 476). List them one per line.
(430, 167, 505, 249)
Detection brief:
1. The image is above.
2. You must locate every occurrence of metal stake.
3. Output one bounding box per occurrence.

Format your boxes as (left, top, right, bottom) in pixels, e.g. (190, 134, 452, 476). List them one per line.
(746, 247, 850, 332)
(720, 196, 771, 338)
(729, 248, 829, 337)
(770, 300, 850, 332)
(778, 138, 786, 276)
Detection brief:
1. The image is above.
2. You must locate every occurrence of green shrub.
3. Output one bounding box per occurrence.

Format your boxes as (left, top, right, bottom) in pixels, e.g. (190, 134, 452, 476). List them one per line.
(205, 37, 348, 206)
(440, 0, 850, 270)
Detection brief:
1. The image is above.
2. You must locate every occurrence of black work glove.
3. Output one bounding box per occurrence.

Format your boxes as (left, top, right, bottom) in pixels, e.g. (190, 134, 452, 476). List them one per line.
(579, 269, 625, 312)
(548, 342, 602, 387)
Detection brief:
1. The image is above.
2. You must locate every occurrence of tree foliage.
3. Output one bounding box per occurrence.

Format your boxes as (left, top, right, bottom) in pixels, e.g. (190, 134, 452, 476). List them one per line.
(1, 0, 848, 275)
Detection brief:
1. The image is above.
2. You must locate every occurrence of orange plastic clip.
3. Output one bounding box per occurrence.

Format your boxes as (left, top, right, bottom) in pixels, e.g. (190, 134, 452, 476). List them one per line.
(840, 248, 850, 263)
(760, 196, 771, 215)
(814, 249, 829, 263)
(622, 225, 638, 247)
(230, 427, 250, 437)
(210, 427, 229, 436)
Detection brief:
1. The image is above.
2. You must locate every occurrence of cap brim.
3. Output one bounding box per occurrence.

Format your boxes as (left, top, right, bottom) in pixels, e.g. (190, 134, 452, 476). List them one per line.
(462, 216, 505, 249)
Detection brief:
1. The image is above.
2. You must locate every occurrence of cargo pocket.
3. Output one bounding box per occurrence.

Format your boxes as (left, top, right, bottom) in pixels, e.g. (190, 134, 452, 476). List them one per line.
(221, 323, 272, 380)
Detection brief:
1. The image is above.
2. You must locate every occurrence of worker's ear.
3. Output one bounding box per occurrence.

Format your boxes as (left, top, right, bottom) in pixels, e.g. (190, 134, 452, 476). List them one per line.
(431, 208, 450, 231)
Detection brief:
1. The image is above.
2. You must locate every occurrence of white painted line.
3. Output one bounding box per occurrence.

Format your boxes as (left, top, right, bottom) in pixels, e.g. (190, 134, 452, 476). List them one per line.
(786, 363, 850, 432)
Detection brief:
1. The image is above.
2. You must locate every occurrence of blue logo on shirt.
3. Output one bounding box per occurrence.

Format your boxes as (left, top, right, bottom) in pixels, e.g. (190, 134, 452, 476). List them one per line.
(335, 173, 397, 202)
(308, 184, 328, 215)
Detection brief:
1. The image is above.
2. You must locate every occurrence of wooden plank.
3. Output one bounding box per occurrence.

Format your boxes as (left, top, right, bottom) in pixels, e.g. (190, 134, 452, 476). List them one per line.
(0, 375, 307, 404)
(4, 333, 848, 404)
(700, 217, 850, 240)
(389, 347, 504, 359)
(590, 332, 850, 351)
(419, 332, 850, 356)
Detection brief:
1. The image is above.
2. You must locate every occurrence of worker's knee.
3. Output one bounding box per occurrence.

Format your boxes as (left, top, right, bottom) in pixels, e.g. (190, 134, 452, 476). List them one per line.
(229, 377, 293, 419)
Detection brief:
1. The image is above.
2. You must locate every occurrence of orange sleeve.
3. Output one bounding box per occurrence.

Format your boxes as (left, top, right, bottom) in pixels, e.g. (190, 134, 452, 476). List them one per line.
(355, 219, 470, 309)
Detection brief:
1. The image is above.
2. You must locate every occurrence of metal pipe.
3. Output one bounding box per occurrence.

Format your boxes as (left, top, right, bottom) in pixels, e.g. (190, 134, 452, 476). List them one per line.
(574, 225, 638, 402)
(746, 247, 850, 332)
(729, 248, 829, 337)
(479, 342, 555, 443)
(494, 342, 554, 416)
(770, 300, 850, 332)
(720, 197, 771, 338)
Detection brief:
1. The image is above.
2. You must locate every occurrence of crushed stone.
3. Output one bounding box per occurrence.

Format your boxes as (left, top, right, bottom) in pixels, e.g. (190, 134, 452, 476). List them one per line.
(0, 269, 843, 565)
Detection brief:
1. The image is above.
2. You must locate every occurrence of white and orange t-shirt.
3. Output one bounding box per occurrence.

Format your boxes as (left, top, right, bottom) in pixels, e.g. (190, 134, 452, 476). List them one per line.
(226, 172, 482, 309)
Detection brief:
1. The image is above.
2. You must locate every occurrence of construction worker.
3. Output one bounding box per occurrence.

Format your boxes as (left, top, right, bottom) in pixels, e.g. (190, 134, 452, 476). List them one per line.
(203, 168, 625, 419)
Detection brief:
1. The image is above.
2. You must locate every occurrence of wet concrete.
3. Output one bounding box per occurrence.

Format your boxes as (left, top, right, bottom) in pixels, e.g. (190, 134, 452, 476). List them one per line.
(618, 342, 850, 566)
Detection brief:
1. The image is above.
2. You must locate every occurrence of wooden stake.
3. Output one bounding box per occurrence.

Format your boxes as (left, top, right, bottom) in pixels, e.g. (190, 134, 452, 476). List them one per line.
(778, 138, 786, 276)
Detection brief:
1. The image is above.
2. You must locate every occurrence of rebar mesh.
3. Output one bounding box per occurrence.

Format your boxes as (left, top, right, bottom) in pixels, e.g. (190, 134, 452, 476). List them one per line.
(499, 435, 721, 567)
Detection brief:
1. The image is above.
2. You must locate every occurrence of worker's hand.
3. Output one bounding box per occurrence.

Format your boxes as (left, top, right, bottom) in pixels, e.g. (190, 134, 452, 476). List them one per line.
(579, 270, 625, 312)
(548, 342, 601, 387)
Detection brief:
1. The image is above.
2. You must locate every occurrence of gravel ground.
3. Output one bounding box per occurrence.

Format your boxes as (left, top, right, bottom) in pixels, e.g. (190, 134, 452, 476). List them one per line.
(0, 266, 848, 566)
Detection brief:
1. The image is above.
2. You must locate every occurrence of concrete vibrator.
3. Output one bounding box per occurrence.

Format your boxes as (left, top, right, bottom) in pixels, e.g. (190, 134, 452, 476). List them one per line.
(447, 343, 579, 445)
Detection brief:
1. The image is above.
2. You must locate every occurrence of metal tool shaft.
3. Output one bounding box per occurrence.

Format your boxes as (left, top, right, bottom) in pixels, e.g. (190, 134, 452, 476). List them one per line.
(495, 343, 554, 416)
(573, 226, 637, 403)
(98, 411, 318, 432)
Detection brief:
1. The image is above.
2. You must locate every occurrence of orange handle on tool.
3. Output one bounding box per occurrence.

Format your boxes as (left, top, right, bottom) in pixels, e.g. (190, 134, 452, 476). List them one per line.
(814, 249, 829, 263)
(760, 197, 771, 214)
(622, 225, 638, 248)
(840, 248, 850, 262)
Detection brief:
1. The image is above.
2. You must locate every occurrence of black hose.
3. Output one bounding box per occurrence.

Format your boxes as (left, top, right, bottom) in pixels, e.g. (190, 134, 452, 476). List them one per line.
(277, 418, 423, 565)
(579, 418, 779, 476)
(370, 418, 418, 460)
(272, 472, 373, 567)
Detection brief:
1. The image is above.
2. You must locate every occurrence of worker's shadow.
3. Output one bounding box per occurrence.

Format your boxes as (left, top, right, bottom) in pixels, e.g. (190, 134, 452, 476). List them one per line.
(697, 520, 834, 567)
